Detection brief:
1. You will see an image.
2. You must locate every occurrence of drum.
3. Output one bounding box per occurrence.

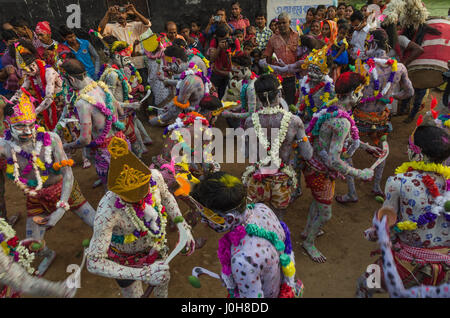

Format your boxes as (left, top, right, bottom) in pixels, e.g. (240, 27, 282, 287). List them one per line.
(407, 18, 450, 89)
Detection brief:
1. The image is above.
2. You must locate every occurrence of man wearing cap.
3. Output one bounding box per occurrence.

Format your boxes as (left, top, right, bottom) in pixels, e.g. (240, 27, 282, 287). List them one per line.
(86, 137, 195, 298)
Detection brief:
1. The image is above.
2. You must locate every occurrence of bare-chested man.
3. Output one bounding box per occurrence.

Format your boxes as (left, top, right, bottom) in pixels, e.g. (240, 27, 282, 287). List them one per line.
(0, 90, 96, 275)
(191, 172, 303, 298)
(301, 72, 380, 263)
(86, 137, 195, 298)
(337, 29, 414, 203)
(149, 45, 207, 126)
(243, 74, 313, 219)
(357, 125, 450, 297)
(60, 58, 139, 188)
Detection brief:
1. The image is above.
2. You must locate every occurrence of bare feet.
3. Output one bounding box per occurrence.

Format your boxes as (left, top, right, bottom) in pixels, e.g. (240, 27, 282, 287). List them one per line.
(195, 237, 207, 249)
(302, 243, 327, 263)
(371, 188, 385, 198)
(300, 229, 325, 240)
(335, 194, 358, 204)
(6, 213, 20, 227)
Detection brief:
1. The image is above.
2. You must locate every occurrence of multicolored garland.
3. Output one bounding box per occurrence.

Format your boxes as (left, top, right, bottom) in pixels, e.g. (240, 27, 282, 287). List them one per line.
(299, 75, 334, 117)
(217, 204, 295, 298)
(76, 81, 125, 147)
(177, 62, 212, 97)
(113, 177, 168, 251)
(98, 64, 132, 101)
(4, 126, 55, 196)
(359, 58, 398, 105)
(306, 105, 360, 141)
(394, 161, 450, 232)
(0, 218, 35, 278)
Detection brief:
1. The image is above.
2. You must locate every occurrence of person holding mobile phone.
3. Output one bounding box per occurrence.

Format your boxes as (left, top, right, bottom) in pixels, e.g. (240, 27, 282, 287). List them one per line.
(204, 8, 234, 42)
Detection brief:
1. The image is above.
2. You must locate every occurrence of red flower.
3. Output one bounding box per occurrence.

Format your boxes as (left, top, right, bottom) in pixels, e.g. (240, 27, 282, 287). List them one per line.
(7, 236, 19, 248)
(257, 187, 265, 196)
(422, 175, 440, 198)
(278, 283, 295, 298)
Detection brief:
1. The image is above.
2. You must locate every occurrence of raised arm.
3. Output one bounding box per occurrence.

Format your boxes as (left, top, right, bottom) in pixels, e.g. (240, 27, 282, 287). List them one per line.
(35, 68, 60, 114)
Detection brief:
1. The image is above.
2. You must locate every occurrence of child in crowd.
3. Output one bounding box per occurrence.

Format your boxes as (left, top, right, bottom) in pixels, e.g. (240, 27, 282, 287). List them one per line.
(269, 18, 279, 35)
(302, 8, 316, 35)
(316, 5, 327, 21)
(190, 21, 207, 48)
(234, 29, 244, 47)
(243, 40, 254, 56)
(250, 48, 263, 75)
(319, 20, 337, 47)
(310, 20, 322, 39)
(331, 23, 350, 81)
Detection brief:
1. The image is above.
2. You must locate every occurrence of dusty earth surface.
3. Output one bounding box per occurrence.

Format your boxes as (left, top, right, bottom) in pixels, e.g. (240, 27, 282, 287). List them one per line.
(7, 91, 440, 298)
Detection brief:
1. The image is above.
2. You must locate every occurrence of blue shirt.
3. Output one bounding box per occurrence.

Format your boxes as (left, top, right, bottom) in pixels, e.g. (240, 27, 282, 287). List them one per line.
(64, 38, 96, 79)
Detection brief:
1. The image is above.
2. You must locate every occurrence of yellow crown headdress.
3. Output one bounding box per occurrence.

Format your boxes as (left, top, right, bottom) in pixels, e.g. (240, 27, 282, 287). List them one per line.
(15, 43, 34, 72)
(301, 45, 329, 74)
(107, 137, 152, 202)
(7, 90, 37, 125)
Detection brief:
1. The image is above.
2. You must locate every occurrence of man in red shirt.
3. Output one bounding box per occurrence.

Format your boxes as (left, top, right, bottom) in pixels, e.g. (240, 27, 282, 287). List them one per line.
(264, 12, 299, 106)
(228, 2, 250, 38)
(208, 25, 241, 99)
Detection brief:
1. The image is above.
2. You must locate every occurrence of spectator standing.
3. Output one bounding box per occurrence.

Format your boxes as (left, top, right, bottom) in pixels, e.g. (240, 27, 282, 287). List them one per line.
(228, 2, 250, 38)
(10, 16, 42, 50)
(264, 12, 299, 106)
(208, 25, 241, 99)
(301, 8, 316, 35)
(205, 9, 234, 42)
(99, 4, 152, 83)
(349, 11, 370, 59)
(336, 3, 347, 20)
(60, 26, 100, 80)
(190, 21, 207, 48)
(327, 5, 337, 21)
(180, 24, 204, 54)
(345, 5, 355, 21)
(255, 12, 272, 51)
(35, 22, 70, 70)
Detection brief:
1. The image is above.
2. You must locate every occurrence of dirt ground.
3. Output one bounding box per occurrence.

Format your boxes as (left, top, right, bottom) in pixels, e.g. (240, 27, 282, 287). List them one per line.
(9, 91, 440, 298)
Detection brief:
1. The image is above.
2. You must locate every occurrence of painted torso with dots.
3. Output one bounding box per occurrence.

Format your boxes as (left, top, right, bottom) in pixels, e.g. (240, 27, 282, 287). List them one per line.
(384, 171, 450, 248)
(230, 203, 286, 298)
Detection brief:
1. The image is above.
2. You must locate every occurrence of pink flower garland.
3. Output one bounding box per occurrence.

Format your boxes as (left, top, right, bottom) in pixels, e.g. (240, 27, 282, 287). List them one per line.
(306, 106, 359, 140)
(217, 225, 247, 276)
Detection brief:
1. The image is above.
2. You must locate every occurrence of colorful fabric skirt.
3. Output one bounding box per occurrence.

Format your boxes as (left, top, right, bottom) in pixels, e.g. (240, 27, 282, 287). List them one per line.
(247, 173, 292, 210)
(26, 179, 86, 217)
(107, 246, 160, 268)
(303, 164, 336, 205)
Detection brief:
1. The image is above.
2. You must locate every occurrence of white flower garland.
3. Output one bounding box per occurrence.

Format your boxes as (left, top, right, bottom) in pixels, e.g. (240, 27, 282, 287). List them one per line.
(122, 185, 168, 252)
(242, 107, 298, 188)
(431, 191, 450, 218)
(0, 218, 35, 278)
(6, 131, 53, 197)
(300, 75, 334, 95)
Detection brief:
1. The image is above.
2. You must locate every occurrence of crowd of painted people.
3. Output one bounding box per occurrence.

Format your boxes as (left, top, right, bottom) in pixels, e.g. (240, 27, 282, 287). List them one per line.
(0, 0, 449, 299)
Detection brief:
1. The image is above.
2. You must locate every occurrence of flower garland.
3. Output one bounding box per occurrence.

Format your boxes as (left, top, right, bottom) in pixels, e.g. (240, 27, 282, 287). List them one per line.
(0, 218, 35, 278)
(76, 81, 125, 147)
(242, 107, 297, 188)
(177, 62, 212, 97)
(4, 126, 54, 196)
(217, 204, 296, 296)
(163, 112, 209, 137)
(99, 65, 132, 102)
(113, 177, 168, 251)
(359, 58, 398, 105)
(306, 105, 360, 141)
(394, 161, 450, 232)
(299, 75, 334, 116)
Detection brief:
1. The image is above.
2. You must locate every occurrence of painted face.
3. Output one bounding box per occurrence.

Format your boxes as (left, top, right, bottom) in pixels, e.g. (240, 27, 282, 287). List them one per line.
(308, 64, 324, 83)
(11, 122, 36, 143)
(113, 53, 132, 69)
(231, 64, 251, 80)
(23, 61, 38, 77)
(163, 56, 185, 75)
